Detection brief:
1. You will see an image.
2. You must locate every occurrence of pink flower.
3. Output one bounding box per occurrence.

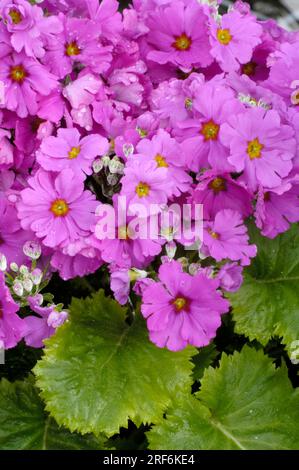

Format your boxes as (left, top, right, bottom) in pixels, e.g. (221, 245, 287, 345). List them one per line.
(217, 262, 243, 292)
(0, 0, 62, 58)
(192, 170, 253, 220)
(136, 129, 192, 197)
(0, 51, 58, 118)
(255, 182, 299, 238)
(36, 128, 108, 176)
(141, 260, 229, 351)
(220, 108, 296, 191)
(209, 10, 262, 72)
(120, 159, 173, 214)
(0, 271, 24, 349)
(44, 15, 112, 79)
(146, 0, 213, 70)
(204, 209, 257, 266)
(96, 196, 163, 268)
(110, 267, 130, 305)
(174, 81, 242, 172)
(17, 168, 98, 248)
(23, 294, 68, 348)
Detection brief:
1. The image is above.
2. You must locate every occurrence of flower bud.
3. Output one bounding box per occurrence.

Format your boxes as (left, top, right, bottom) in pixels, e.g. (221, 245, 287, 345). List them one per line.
(10, 262, 19, 272)
(165, 241, 177, 259)
(31, 268, 43, 285)
(122, 143, 134, 157)
(109, 157, 124, 175)
(0, 253, 7, 272)
(13, 281, 23, 297)
(23, 278, 33, 293)
(107, 174, 119, 186)
(47, 310, 68, 329)
(92, 158, 104, 174)
(102, 155, 110, 167)
(23, 241, 41, 260)
(19, 265, 29, 276)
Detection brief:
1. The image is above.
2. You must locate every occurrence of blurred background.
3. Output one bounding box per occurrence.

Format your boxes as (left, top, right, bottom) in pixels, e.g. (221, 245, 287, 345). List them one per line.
(118, 0, 299, 31)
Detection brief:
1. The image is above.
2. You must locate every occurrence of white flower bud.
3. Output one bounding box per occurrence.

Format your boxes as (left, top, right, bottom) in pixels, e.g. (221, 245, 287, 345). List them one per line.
(23, 241, 41, 260)
(10, 262, 19, 272)
(31, 268, 43, 285)
(19, 265, 29, 276)
(165, 241, 177, 259)
(0, 253, 7, 272)
(102, 155, 110, 167)
(92, 158, 104, 174)
(23, 278, 33, 293)
(109, 157, 124, 175)
(107, 174, 119, 186)
(13, 281, 23, 297)
(122, 143, 134, 157)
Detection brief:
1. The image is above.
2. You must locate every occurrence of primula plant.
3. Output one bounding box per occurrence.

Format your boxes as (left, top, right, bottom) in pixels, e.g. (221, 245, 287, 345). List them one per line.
(0, 0, 299, 451)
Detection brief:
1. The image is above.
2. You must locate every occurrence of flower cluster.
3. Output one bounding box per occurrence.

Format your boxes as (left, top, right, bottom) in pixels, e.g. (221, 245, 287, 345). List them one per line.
(1, 0, 299, 352)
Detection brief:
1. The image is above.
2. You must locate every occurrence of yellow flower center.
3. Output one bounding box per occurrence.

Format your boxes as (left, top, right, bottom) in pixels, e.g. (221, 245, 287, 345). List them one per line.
(135, 182, 150, 198)
(118, 225, 133, 240)
(172, 33, 192, 51)
(9, 8, 22, 24)
(208, 229, 219, 239)
(10, 65, 26, 83)
(247, 138, 264, 160)
(173, 296, 188, 312)
(68, 146, 81, 159)
(155, 154, 168, 168)
(209, 177, 226, 193)
(201, 120, 219, 141)
(65, 41, 81, 57)
(50, 199, 69, 217)
(217, 28, 233, 45)
(242, 61, 257, 76)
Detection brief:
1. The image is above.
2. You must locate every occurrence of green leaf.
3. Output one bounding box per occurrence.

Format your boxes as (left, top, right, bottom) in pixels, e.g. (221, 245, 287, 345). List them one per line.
(192, 343, 218, 381)
(147, 346, 299, 450)
(228, 224, 299, 355)
(34, 290, 196, 436)
(0, 377, 107, 450)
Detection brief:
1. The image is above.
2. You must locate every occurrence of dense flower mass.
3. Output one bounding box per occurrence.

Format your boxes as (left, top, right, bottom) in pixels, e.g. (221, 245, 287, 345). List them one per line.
(1, 0, 299, 352)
